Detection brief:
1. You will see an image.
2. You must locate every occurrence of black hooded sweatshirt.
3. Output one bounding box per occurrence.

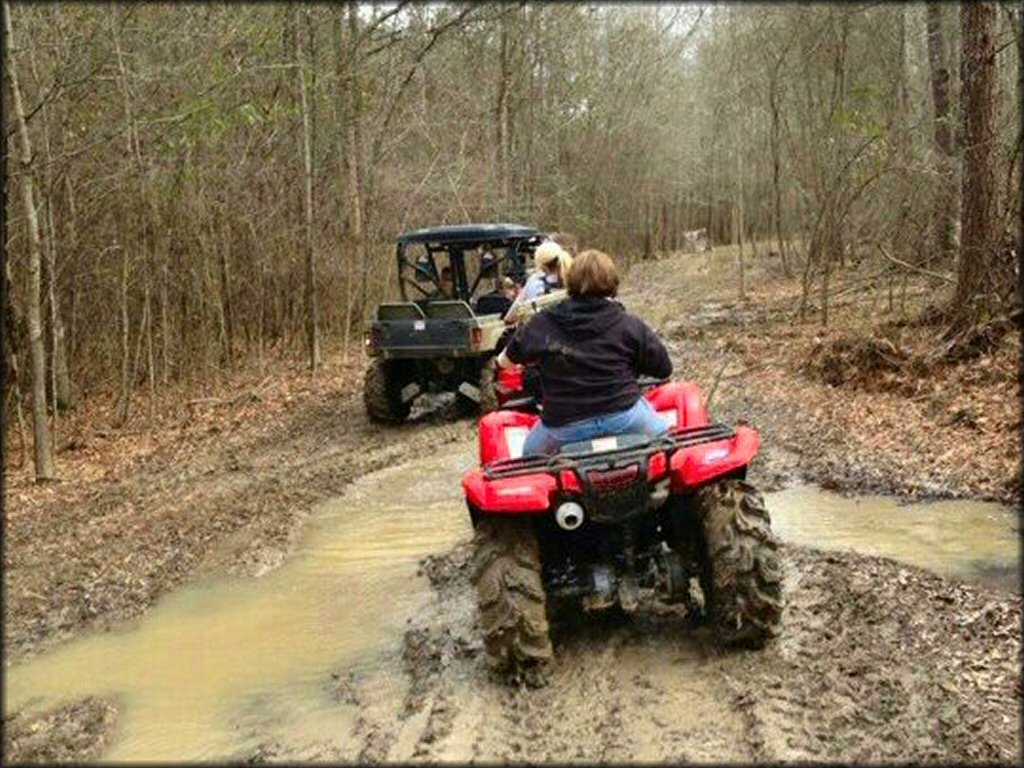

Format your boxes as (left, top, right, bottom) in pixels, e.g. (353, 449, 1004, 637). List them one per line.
(504, 296, 672, 426)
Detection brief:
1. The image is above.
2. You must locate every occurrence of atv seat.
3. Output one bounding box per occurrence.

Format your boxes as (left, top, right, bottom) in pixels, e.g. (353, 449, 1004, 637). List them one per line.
(558, 433, 651, 457)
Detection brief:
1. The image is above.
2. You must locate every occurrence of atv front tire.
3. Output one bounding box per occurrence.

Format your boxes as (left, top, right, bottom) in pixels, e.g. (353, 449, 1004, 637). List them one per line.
(363, 360, 411, 424)
(695, 480, 783, 648)
(471, 515, 553, 684)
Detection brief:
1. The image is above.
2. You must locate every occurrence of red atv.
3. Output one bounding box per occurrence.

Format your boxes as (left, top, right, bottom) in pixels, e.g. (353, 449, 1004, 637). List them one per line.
(462, 380, 783, 682)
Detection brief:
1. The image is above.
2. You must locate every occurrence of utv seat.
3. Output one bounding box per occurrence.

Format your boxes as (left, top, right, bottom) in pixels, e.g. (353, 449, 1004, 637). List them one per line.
(475, 293, 513, 317)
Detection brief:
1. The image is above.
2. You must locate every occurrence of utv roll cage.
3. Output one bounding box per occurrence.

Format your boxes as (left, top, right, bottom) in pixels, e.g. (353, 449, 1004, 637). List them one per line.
(396, 223, 544, 305)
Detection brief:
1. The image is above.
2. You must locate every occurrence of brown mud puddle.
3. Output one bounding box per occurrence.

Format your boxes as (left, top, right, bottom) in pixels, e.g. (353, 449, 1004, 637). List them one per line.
(4, 445, 1018, 762)
(3, 445, 475, 761)
(766, 486, 1019, 592)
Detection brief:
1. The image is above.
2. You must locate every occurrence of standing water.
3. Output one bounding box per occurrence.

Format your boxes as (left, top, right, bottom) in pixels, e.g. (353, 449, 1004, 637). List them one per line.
(3, 444, 475, 761)
(766, 485, 1019, 592)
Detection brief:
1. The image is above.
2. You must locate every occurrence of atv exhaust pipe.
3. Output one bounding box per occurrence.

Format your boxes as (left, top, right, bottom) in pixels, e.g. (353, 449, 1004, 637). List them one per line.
(555, 502, 585, 531)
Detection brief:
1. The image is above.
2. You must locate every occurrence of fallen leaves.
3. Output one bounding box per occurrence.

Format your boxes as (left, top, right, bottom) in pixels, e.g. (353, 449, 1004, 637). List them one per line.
(625, 249, 1020, 504)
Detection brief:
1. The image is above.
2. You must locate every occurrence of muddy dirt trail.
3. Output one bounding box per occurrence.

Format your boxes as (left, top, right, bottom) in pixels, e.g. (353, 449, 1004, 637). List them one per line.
(6, 442, 1019, 763)
(4, 249, 1020, 763)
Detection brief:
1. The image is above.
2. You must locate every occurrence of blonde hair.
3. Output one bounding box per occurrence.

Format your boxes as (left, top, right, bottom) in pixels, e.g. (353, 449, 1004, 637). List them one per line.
(534, 240, 572, 286)
(567, 249, 620, 298)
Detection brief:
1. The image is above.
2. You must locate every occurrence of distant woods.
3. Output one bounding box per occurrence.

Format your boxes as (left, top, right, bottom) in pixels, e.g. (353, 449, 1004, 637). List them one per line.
(3, 3, 1021, 480)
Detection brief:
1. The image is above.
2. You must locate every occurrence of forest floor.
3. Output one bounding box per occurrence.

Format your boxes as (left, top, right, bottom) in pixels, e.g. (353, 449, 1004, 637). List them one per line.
(3, 246, 1020, 763)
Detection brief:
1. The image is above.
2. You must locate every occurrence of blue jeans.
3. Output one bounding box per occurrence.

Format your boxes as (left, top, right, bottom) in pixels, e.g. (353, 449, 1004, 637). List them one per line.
(522, 398, 670, 456)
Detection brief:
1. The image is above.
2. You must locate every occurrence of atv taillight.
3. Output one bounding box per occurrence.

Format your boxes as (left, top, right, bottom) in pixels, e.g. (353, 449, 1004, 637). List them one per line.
(647, 451, 668, 481)
(559, 469, 582, 492)
(470, 327, 483, 348)
(586, 464, 639, 489)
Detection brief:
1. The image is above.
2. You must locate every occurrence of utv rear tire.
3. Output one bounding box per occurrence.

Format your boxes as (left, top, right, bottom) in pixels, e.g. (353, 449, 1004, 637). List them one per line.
(478, 359, 499, 414)
(363, 360, 411, 424)
(471, 516, 553, 684)
(455, 391, 478, 417)
(695, 480, 783, 648)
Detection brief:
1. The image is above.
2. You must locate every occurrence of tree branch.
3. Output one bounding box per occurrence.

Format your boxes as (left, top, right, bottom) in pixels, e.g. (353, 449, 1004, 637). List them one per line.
(876, 243, 954, 283)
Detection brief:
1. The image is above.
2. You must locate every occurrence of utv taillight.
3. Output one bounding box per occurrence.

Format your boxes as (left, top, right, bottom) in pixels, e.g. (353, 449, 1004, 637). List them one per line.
(648, 451, 668, 481)
(470, 327, 483, 348)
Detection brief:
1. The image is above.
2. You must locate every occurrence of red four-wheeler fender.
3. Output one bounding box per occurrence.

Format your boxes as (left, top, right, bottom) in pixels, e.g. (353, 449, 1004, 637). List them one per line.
(463, 381, 759, 514)
(645, 379, 709, 430)
(668, 426, 759, 492)
(464, 409, 555, 513)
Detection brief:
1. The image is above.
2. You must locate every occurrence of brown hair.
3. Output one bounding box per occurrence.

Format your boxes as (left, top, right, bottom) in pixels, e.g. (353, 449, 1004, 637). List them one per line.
(550, 231, 579, 257)
(567, 249, 620, 298)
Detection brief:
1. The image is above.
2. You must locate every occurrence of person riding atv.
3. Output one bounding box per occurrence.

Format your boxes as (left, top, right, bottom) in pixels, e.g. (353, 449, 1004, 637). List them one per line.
(464, 250, 782, 685)
(496, 249, 672, 454)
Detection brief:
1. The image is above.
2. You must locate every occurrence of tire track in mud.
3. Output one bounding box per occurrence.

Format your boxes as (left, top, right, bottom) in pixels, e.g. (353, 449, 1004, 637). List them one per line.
(326, 534, 1019, 764)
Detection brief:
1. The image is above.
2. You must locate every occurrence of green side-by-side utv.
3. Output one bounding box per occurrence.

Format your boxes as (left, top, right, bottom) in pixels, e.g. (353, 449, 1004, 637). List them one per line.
(362, 223, 546, 423)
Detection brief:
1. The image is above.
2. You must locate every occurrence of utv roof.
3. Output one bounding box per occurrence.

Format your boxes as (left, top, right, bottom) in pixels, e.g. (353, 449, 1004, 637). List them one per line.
(396, 223, 541, 246)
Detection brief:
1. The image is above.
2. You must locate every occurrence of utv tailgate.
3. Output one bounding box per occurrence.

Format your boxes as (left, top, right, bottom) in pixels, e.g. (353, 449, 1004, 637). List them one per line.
(367, 301, 506, 358)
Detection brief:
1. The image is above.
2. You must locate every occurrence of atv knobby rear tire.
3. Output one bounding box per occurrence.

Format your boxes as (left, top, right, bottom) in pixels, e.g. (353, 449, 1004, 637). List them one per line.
(695, 480, 783, 648)
(471, 516, 553, 683)
(363, 360, 411, 424)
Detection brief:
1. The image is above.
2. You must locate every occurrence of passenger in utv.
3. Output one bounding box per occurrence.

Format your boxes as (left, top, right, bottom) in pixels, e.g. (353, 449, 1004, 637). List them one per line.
(496, 249, 672, 456)
(437, 266, 454, 299)
(503, 240, 572, 323)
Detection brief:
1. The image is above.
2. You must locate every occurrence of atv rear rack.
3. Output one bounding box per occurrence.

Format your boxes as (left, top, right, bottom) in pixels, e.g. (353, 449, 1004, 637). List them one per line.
(483, 423, 735, 480)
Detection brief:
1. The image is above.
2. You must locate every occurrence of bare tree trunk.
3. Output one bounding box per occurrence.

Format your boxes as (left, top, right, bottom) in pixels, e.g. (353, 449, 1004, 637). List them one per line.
(730, 8, 746, 301)
(734, 175, 746, 301)
(45, 202, 70, 407)
(43, 185, 59, 442)
(768, 72, 790, 277)
(64, 174, 80, 377)
(26, 20, 72, 427)
(926, 4, 960, 264)
(820, 214, 834, 327)
(333, 7, 354, 362)
(114, 248, 132, 426)
(798, 231, 817, 323)
(4, 261, 29, 468)
(659, 199, 669, 254)
(296, 5, 320, 371)
(951, 2, 1000, 329)
(4, 0, 55, 480)
(160, 255, 169, 385)
(112, 19, 142, 427)
(643, 197, 653, 259)
(218, 222, 234, 364)
(130, 284, 148, 397)
(343, 1, 366, 360)
(496, 11, 512, 211)
(144, 275, 155, 421)
(6, 352, 29, 469)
